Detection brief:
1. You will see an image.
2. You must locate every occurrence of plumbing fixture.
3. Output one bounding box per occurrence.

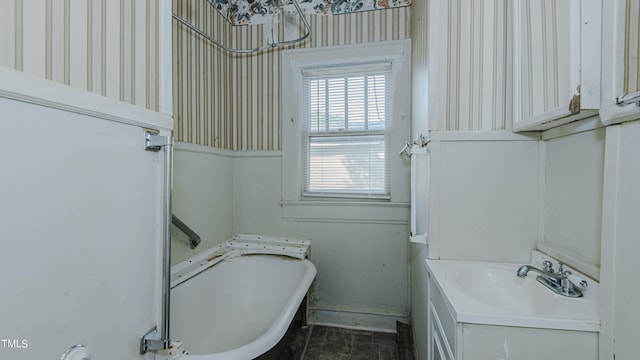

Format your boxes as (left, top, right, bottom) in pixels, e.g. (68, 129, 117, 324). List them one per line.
(59, 344, 90, 360)
(516, 262, 587, 298)
(172, 0, 311, 54)
(172, 214, 201, 249)
(141, 131, 174, 354)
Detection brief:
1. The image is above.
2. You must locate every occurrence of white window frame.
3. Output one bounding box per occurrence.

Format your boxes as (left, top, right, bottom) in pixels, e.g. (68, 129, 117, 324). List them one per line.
(281, 40, 411, 205)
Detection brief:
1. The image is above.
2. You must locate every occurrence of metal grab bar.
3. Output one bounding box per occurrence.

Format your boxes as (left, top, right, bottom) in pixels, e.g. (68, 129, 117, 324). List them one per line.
(141, 132, 174, 354)
(172, 214, 201, 249)
(172, 0, 311, 54)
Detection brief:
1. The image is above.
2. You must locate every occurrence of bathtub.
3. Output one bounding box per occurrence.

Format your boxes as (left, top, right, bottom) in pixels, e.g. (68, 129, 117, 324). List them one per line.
(170, 253, 316, 359)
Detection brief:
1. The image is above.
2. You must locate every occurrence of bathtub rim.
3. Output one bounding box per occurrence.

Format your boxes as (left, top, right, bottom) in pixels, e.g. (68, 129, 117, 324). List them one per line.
(173, 253, 317, 360)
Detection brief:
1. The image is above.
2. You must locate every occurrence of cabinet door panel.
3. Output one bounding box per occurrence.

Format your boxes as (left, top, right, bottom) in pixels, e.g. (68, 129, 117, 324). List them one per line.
(517, 1, 571, 122)
(514, 0, 601, 131)
(601, 0, 640, 125)
(623, 0, 640, 94)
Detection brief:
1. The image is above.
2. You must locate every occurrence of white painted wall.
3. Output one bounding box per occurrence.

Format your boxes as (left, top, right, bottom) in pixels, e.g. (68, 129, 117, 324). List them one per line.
(427, 133, 540, 263)
(171, 143, 234, 264)
(232, 154, 410, 331)
(0, 69, 170, 359)
(232, 153, 297, 237)
(540, 123, 605, 279)
(600, 119, 640, 359)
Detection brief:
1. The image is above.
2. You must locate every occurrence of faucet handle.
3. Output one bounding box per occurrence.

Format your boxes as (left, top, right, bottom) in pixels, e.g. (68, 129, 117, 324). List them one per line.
(557, 262, 566, 275)
(537, 257, 554, 273)
(567, 272, 588, 290)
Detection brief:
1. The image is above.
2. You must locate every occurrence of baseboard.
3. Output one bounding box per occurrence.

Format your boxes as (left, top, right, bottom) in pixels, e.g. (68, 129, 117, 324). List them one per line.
(308, 307, 408, 333)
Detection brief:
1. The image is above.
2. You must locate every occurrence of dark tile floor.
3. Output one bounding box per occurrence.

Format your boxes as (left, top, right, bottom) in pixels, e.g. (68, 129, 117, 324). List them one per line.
(286, 321, 415, 360)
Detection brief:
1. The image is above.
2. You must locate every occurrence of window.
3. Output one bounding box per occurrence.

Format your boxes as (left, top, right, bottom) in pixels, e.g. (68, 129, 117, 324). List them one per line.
(281, 40, 410, 209)
(302, 63, 392, 198)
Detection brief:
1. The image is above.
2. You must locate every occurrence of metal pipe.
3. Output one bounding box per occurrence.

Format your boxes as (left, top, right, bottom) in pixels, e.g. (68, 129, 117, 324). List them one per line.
(160, 138, 174, 344)
(172, 214, 201, 249)
(141, 132, 174, 354)
(172, 0, 311, 54)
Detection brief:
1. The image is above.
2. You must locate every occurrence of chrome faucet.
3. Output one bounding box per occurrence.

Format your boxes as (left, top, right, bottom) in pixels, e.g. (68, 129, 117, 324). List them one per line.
(517, 261, 586, 298)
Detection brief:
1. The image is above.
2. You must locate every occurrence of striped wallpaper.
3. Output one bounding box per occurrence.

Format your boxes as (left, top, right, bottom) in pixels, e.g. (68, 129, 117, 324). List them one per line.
(172, 1, 410, 150)
(624, 0, 640, 94)
(434, 0, 511, 131)
(0, 0, 161, 112)
(516, 0, 571, 122)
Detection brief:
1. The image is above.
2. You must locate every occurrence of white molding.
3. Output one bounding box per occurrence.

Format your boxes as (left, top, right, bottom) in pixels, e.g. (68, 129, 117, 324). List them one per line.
(309, 307, 408, 333)
(233, 150, 283, 158)
(175, 142, 283, 159)
(174, 141, 235, 157)
(427, 130, 540, 142)
(598, 124, 620, 360)
(540, 116, 605, 141)
(513, 109, 599, 132)
(0, 67, 172, 131)
(281, 200, 409, 224)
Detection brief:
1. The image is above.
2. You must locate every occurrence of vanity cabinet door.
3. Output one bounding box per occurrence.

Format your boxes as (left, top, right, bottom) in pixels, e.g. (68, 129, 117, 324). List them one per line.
(513, 0, 601, 131)
(600, 0, 640, 125)
(428, 279, 456, 360)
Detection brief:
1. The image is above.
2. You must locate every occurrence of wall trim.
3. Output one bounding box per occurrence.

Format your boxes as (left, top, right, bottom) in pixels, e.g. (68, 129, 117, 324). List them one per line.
(0, 67, 172, 131)
(175, 142, 283, 159)
(428, 130, 540, 142)
(541, 116, 605, 141)
(281, 200, 409, 224)
(309, 307, 408, 333)
(175, 141, 235, 157)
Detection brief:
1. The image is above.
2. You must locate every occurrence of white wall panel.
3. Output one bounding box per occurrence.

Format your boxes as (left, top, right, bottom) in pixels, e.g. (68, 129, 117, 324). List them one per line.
(429, 135, 540, 263)
(171, 144, 235, 264)
(0, 70, 168, 359)
(542, 126, 605, 278)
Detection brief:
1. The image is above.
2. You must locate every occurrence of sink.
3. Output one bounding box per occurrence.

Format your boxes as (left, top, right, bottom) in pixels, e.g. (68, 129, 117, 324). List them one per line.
(426, 259, 600, 332)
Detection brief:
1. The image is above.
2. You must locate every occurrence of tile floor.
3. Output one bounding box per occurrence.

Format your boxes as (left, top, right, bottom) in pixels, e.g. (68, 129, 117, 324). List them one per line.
(286, 321, 415, 360)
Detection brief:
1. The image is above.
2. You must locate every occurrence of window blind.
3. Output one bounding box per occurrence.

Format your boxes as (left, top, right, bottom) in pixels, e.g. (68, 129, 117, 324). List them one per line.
(301, 62, 392, 197)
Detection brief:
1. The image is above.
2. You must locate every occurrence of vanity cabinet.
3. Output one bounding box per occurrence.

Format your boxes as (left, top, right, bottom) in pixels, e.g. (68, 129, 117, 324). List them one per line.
(427, 274, 599, 360)
(512, 0, 601, 131)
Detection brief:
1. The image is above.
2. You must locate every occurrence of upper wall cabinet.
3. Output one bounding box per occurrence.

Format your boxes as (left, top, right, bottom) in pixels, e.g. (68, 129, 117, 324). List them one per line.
(513, 0, 602, 131)
(600, 0, 640, 126)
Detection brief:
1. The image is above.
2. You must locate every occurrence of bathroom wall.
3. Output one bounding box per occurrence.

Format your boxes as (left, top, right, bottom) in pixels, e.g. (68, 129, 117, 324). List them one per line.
(600, 119, 640, 359)
(0, 69, 171, 359)
(410, 1, 516, 358)
(0, 0, 168, 113)
(422, 0, 512, 132)
(169, 2, 413, 331)
(171, 143, 234, 264)
(172, 0, 410, 150)
(538, 120, 606, 280)
(233, 154, 410, 331)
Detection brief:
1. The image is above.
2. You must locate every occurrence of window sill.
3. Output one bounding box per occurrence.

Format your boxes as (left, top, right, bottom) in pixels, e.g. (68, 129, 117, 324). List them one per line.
(280, 200, 409, 223)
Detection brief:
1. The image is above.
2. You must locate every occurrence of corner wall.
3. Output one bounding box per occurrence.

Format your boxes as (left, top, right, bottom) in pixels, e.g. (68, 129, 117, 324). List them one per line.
(0, 69, 171, 359)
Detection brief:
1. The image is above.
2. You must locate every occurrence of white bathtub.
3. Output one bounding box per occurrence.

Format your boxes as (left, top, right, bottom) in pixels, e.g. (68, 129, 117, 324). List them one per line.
(170, 254, 317, 359)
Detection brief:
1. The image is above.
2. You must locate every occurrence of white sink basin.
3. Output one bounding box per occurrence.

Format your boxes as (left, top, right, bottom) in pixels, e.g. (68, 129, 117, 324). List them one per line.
(426, 259, 600, 332)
